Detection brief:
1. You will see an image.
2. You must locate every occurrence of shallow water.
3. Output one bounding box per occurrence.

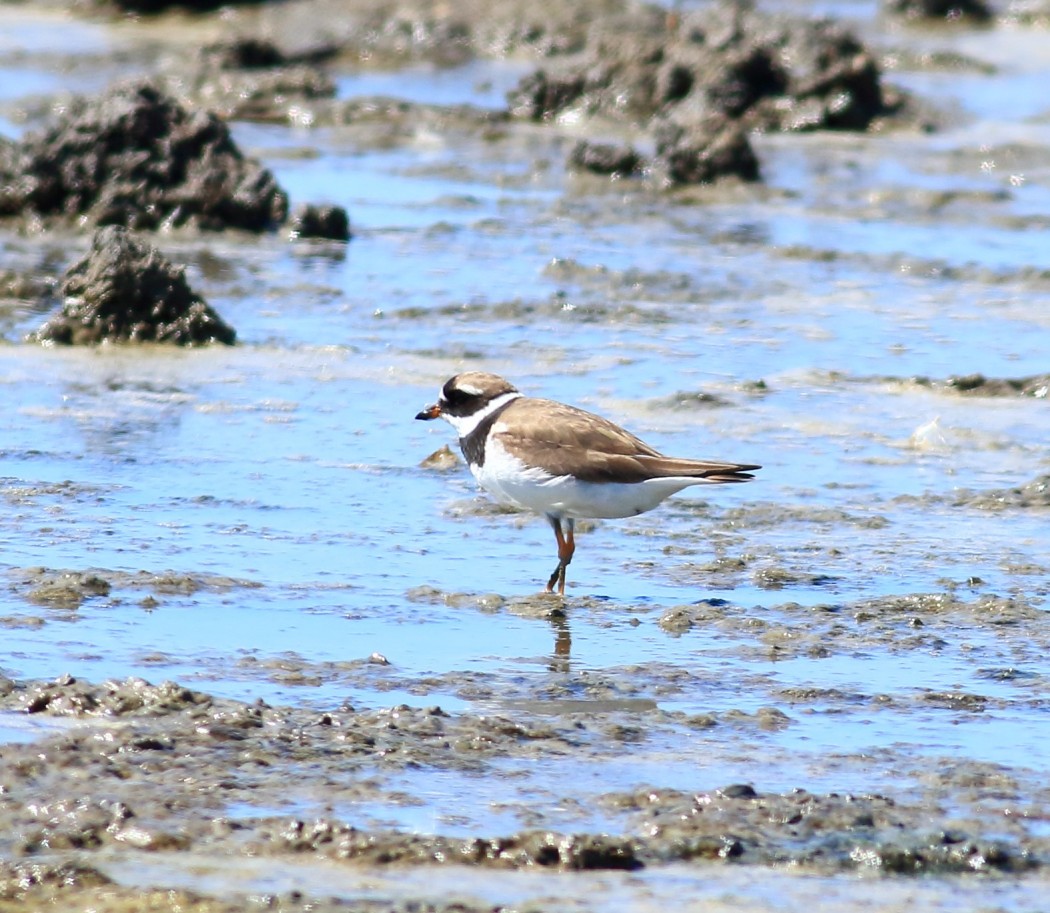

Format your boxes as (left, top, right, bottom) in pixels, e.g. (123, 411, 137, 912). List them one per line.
(335, 58, 535, 109)
(114, 853, 1050, 913)
(1, 1, 1049, 909)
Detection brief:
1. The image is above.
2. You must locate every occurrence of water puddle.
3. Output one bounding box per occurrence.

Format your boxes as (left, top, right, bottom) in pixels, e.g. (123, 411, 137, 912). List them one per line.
(0, 711, 74, 744)
(107, 852, 1050, 912)
(0, 10, 110, 56)
(337, 59, 534, 109)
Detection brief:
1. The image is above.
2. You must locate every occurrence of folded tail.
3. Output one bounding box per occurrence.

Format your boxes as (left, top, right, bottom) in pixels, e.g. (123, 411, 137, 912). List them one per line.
(638, 456, 760, 483)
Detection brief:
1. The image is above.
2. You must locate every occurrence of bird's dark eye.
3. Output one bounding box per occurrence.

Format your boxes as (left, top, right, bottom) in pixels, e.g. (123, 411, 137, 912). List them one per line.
(442, 384, 471, 408)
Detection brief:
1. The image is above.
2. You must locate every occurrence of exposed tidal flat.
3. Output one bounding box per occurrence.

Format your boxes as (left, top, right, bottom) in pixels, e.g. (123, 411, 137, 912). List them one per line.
(0, 0, 1048, 909)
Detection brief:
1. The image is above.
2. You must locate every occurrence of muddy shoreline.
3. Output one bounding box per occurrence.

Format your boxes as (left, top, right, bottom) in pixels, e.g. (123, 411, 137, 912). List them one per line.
(3, 564, 1050, 905)
(1, 668, 1049, 911)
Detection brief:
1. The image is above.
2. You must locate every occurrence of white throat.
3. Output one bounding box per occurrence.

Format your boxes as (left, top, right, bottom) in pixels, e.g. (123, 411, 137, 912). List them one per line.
(444, 391, 521, 438)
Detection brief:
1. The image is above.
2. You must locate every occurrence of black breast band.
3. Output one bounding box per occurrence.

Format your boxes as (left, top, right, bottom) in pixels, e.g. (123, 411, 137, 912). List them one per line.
(459, 399, 515, 468)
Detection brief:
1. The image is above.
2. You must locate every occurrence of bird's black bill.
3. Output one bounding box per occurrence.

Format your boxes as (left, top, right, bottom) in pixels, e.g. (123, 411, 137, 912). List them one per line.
(415, 403, 441, 420)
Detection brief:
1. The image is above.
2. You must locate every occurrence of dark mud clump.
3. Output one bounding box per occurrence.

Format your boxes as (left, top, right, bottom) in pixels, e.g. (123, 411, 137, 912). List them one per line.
(955, 473, 1050, 511)
(830, 371, 1049, 397)
(22, 571, 112, 609)
(603, 786, 1035, 873)
(107, 0, 268, 16)
(509, 3, 892, 133)
(190, 38, 338, 122)
(10, 673, 209, 718)
(269, 821, 642, 870)
(883, 0, 993, 24)
(418, 444, 461, 471)
(942, 372, 1050, 397)
(288, 203, 353, 241)
(0, 82, 288, 232)
(8, 565, 262, 611)
(31, 226, 236, 346)
(653, 116, 760, 185)
(201, 37, 340, 71)
(569, 140, 643, 177)
(508, 2, 895, 183)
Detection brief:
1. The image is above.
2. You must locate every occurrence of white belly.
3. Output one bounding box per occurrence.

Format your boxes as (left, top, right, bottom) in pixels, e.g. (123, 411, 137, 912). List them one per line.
(470, 442, 706, 520)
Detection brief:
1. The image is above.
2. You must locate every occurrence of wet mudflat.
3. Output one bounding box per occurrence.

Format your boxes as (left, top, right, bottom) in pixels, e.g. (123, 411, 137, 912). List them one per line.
(1, 0, 1049, 910)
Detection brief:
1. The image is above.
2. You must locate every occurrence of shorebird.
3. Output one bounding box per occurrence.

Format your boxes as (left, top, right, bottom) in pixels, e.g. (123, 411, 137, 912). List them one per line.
(417, 372, 759, 594)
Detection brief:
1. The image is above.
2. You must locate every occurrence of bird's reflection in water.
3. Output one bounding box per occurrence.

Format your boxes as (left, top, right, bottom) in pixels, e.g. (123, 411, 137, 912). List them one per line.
(548, 613, 572, 672)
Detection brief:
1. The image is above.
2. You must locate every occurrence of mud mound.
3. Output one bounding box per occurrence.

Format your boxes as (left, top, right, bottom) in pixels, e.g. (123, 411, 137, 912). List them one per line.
(11, 673, 210, 718)
(288, 203, 352, 241)
(32, 226, 236, 346)
(0, 82, 287, 232)
(884, 0, 993, 23)
(944, 372, 1050, 397)
(508, 1, 895, 183)
(510, 4, 891, 133)
(110, 0, 268, 14)
(654, 116, 761, 184)
(957, 474, 1050, 511)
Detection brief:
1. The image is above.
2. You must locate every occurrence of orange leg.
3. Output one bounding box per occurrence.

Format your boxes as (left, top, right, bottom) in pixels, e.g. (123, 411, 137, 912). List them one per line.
(545, 516, 576, 596)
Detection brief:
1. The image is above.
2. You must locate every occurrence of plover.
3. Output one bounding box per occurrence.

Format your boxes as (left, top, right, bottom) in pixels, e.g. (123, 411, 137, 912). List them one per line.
(416, 372, 759, 595)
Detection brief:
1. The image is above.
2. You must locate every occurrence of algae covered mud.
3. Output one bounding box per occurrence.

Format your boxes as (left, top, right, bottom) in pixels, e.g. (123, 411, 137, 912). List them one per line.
(1, 0, 1049, 909)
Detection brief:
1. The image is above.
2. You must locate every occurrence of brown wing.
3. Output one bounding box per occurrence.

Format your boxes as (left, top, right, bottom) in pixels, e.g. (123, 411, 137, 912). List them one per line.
(493, 398, 760, 484)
